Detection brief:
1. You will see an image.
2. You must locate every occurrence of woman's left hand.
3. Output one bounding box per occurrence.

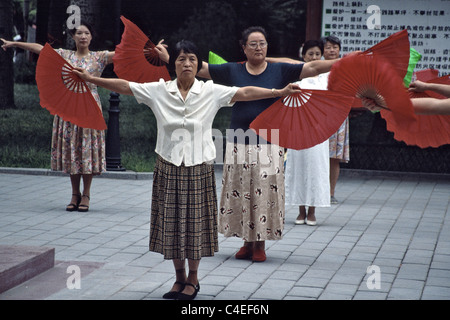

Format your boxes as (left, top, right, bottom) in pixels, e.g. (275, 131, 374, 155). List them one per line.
(144, 39, 169, 64)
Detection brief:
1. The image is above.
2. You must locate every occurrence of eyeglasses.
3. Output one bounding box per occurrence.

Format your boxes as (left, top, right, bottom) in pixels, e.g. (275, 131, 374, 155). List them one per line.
(246, 41, 268, 49)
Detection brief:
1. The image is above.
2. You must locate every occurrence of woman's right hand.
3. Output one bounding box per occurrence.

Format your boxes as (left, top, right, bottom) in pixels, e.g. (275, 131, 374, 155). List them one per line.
(409, 80, 428, 93)
(280, 83, 302, 96)
(72, 67, 92, 82)
(361, 97, 383, 112)
(0, 38, 14, 51)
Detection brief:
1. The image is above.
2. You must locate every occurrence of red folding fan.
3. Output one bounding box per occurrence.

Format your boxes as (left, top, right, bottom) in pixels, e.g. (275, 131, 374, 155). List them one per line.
(415, 69, 439, 82)
(380, 107, 450, 148)
(328, 54, 416, 122)
(361, 29, 410, 79)
(409, 74, 450, 99)
(113, 16, 171, 83)
(35, 43, 107, 130)
(390, 73, 450, 148)
(348, 29, 410, 109)
(249, 89, 354, 150)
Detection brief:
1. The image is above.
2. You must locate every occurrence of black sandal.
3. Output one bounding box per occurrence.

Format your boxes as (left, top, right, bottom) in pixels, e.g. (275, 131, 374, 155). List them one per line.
(66, 194, 81, 212)
(78, 195, 90, 212)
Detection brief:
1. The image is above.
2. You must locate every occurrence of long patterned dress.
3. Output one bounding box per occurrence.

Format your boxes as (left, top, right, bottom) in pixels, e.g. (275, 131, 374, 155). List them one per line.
(51, 49, 109, 175)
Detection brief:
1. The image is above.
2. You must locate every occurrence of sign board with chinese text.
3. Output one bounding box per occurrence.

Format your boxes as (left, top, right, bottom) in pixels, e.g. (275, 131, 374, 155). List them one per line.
(321, 0, 450, 73)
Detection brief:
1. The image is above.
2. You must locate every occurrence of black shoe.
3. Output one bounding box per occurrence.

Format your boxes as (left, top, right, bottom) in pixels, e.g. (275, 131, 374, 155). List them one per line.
(162, 281, 185, 299)
(177, 283, 200, 300)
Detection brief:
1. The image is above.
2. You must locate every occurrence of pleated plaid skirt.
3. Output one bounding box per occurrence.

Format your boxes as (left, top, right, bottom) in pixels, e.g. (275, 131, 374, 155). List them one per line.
(149, 156, 219, 260)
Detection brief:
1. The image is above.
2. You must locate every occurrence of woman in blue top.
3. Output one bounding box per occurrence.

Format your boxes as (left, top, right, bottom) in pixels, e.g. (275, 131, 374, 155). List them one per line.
(197, 26, 341, 262)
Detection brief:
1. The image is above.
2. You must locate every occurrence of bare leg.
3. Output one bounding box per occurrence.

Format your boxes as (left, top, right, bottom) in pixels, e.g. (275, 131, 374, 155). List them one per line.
(307, 206, 316, 222)
(170, 259, 187, 292)
(180, 259, 200, 295)
(67, 175, 81, 211)
(330, 158, 340, 200)
(297, 206, 307, 221)
(79, 174, 93, 209)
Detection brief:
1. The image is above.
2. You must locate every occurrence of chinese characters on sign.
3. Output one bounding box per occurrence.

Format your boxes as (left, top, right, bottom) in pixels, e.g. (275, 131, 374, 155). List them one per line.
(321, 0, 450, 72)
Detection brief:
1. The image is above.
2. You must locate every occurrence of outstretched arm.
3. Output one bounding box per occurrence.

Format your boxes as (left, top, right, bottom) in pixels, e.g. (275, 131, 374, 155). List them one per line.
(231, 83, 301, 103)
(72, 67, 133, 96)
(409, 80, 450, 98)
(412, 97, 450, 115)
(197, 61, 211, 79)
(300, 58, 338, 79)
(361, 95, 450, 115)
(1, 38, 43, 54)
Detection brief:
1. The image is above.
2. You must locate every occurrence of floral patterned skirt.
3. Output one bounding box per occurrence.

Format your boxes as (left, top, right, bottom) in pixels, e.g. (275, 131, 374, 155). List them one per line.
(219, 142, 285, 242)
(51, 115, 106, 175)
(329, 117, 350, 163)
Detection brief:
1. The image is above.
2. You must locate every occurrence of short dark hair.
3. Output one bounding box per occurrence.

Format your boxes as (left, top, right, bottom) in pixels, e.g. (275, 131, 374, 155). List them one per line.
(240, 26, 267, 46)
(301, 40, 324, 57)
(321, 35, 341, 49)
(168, 40, 202, 73)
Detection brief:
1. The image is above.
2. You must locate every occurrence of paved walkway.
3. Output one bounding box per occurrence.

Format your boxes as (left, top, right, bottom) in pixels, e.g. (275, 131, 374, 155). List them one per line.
(0, 167, 449, 300)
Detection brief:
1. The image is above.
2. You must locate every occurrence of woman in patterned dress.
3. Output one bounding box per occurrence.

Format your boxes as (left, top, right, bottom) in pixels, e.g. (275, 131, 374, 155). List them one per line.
(2, 23, 114, 212)
(197, 27, 341, 262)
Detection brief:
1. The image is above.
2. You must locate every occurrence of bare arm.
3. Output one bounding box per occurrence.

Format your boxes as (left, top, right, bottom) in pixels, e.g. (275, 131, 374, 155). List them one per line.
(197, 61, 211, 79)
(412, 97, 450, 115)
(72, 67, 133, 96)
(409, 80, 450, 98)
(299, 51, 361, 79)
(231, 83, 301, 103)
(1, 38, 43, 54)
(105, 51, 115, 65)
(300, 59, 338, 79)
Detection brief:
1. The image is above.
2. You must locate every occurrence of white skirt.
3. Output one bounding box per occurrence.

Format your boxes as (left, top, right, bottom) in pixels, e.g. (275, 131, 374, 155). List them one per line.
(285, 139, 330, 207)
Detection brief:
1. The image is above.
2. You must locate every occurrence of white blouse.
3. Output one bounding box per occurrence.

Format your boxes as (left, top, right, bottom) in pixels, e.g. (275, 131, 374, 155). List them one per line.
(129, 79, 239, 166)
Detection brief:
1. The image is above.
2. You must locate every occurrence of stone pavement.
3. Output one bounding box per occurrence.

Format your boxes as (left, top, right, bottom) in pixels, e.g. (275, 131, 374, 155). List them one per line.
(0, 167, 449, 300)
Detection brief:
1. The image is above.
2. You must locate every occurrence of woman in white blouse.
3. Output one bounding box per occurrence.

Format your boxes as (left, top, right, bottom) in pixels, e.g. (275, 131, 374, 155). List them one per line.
(74, 40, 300, 300)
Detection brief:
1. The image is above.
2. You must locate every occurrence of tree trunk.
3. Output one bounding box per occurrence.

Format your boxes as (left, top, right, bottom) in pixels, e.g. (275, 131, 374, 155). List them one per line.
(0, 0, 15, 109)
(47, 0, 70, 47)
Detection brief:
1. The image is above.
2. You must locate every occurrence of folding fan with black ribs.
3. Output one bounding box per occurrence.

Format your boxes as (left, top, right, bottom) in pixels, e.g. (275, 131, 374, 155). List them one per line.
(249, 89, 354, 150)
(349, 29, 410, 109)
(113, 16, 171, 83)
(35, 43, 107, 130)
(328, 54, 416, 122)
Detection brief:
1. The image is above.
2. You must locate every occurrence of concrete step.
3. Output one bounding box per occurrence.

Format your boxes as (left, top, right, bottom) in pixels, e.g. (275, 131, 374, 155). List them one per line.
(0, 245, 55, 294)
